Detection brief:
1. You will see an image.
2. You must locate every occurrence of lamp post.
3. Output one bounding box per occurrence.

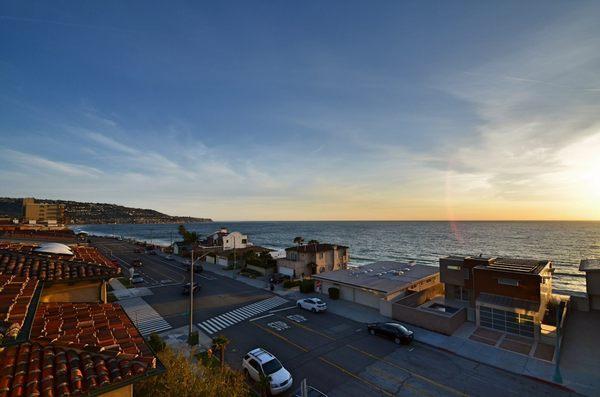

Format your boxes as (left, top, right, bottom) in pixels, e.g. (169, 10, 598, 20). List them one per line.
(189, 249, 209, 337)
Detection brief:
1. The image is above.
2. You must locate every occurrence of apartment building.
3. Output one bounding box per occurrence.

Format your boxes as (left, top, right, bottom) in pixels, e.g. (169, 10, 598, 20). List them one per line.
(22, 197, 66, 225)
(440, 256, 553, 339)
(277, 243, 349, 278)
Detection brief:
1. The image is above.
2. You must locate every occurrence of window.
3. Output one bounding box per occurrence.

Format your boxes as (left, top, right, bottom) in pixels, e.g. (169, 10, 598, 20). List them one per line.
(242, 239, 247, 244)
(453, 285, 470, 301)
(249, 359, 261, 372)
(447, 265, 461, 271)
(498, 278, 519, 287)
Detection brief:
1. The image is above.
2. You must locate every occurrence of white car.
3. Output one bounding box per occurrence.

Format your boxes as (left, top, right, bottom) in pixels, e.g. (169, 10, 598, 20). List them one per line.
(242, 348, 293, 395)
(296, 298, 327, 312)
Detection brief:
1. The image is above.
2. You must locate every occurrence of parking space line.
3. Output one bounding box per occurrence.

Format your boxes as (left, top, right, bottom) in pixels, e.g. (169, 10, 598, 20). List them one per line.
(276, 314, 335, 340)
(347, 345, 468, 397)
(318, 356, 394, 397)
(251, 322, 308, 352)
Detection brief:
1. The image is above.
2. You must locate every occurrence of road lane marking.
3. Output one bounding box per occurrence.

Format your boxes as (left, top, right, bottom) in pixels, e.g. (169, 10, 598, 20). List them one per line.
(251, 321, 307, 352)
(249, 314, 273, 322)
(318, 356, 394, 397)
(269, 306, 296, 313)
(347, 345, 467, 397)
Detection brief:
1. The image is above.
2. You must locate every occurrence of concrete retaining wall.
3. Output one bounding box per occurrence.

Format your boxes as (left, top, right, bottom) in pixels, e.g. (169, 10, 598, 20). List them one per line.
(392, 284, 466, 335)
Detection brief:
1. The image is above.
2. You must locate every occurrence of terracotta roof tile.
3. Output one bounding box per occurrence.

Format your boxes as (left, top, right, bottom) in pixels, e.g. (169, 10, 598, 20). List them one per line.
(0, 248, 120, 282)
(0, 302, 157, 397)
(0, 275, 39, 342)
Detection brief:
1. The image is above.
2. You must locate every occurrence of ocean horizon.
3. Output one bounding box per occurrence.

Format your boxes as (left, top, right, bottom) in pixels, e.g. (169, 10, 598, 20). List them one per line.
(73, 220, 600, 293)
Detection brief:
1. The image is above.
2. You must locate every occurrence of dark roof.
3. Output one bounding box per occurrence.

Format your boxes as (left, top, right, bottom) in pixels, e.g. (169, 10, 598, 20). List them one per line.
(580, 259, 600, 272)
(0, 249, 120, 282)
(285, 243, 348, 254)
(0, 302, 158, 396)
(482, 258, 549, 275)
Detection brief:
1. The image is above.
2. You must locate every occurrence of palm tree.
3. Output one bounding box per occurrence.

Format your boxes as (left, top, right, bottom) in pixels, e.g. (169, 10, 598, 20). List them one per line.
(257, 373, 272, 397)
(307, 239, 319, 245)
(212, 335, 230, 371)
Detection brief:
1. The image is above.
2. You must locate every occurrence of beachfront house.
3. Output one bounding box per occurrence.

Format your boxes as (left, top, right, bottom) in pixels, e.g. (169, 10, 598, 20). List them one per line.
(440, 256, 556, 340)
(200, 227, 249, 250)
(276, 243, 349, 278)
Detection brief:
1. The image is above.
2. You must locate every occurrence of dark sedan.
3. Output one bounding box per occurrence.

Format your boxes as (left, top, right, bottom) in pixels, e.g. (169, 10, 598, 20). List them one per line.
(367, 322, 414, 345)
(182, 283, 201, 295)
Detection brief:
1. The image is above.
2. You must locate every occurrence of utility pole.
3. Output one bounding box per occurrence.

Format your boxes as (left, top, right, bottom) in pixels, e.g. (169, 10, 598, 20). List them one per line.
(190, 249, 194, 337)
(232, 234, 237, 279)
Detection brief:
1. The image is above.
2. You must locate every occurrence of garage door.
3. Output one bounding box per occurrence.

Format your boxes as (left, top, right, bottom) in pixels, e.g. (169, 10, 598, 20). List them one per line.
(479, 306, 534, 338)
(354, 289, 380, 309)
(339, 286, 354, 301)
(217, 257, 228, 267)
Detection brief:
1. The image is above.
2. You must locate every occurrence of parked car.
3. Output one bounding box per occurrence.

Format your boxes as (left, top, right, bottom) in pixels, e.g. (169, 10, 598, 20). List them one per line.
(182, 283, 200, 295)
(367, 322, 414, 345)
(131, 259, 143, 267)
(186, 263, 204, 273)
(131, 273, 144, 284)
(242, 348, 293, 395)
(296, 298, 327, 313)
(270, 273, 290, 284)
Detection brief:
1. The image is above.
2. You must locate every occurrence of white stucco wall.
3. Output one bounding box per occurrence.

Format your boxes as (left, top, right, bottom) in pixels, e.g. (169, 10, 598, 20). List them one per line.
(222, 232, 248, 250)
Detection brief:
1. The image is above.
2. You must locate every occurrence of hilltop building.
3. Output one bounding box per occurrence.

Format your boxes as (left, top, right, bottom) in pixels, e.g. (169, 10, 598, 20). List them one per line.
(21, 197, 66, 225)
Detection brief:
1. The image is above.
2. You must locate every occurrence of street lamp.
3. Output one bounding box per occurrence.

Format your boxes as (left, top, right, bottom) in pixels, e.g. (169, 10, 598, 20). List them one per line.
(189, 249, 209, 337)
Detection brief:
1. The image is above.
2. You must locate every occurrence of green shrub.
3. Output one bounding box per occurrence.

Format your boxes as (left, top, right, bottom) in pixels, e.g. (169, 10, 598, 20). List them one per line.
(188, 331, 199, 346)
(148, 333, 166, 353)
(283, 280, 301, 289)
(300, 279, 315, 293)
(328, 287, 340, 300)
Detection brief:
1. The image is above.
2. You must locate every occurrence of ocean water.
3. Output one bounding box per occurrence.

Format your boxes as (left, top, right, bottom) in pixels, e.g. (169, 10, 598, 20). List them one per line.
(73, 221, 600, 292)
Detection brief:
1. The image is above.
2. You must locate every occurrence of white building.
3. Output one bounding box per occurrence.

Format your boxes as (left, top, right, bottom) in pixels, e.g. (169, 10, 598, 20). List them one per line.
(222, 231, 249, 250)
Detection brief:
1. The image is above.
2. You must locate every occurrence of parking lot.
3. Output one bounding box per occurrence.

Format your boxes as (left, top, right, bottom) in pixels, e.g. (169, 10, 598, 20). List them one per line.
(91, 238, 576, 397)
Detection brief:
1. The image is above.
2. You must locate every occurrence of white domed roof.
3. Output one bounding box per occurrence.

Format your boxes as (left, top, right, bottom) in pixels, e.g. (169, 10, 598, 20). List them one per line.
(34, 242, 74, 256)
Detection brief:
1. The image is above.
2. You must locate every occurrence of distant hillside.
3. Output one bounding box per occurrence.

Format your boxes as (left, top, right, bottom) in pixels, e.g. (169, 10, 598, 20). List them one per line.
(0, 197, 212, 224)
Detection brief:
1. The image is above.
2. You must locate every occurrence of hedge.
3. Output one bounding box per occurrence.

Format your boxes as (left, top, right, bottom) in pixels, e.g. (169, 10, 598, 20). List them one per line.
(283, 280, 301, 289)
(300, 279, 315, 293)
(328, 287, 340, 300)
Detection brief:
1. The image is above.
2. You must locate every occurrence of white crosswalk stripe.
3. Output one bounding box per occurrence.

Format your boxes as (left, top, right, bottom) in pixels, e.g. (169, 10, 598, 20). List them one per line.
(118, 297, 172, 336)
(198, 296, 287, 334)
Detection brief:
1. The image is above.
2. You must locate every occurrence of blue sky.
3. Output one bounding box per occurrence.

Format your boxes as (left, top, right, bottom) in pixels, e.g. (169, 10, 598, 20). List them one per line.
(2, 1, 600, 220)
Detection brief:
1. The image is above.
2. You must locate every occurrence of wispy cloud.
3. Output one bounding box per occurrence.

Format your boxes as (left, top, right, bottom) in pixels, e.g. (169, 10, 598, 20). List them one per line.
(0, 148, 102, 177)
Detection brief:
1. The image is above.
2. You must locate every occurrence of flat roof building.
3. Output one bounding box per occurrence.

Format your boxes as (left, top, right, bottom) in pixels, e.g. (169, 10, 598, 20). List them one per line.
(313, 261, 439, 311)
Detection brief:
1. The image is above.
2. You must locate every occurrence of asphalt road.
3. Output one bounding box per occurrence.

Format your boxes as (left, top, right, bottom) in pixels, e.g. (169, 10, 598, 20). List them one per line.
(91, 237, 576, 397)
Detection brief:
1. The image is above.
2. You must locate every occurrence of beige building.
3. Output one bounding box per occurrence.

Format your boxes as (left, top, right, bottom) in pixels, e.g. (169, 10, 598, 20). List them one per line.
(22, 197, 66, 224)
(277, 243, 349, 278)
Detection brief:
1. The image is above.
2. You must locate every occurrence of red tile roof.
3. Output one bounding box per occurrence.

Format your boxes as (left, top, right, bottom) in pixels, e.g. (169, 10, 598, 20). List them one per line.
(0, 276, 39, 342)
(31, 303, 154, 363)
(0, 341, 152, 397)
(0, 243, 117, 269)
(0, 249, 120, 282)
(0, 302, 158, 397)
